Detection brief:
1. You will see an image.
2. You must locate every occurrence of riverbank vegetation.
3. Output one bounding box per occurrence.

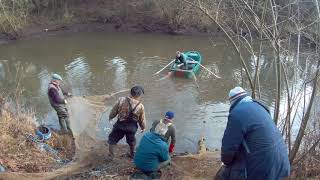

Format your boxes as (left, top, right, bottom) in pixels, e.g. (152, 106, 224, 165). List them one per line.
(0, 0, 215, 39)
(182, 0, 320, 178)
(0, 0, 319, 40)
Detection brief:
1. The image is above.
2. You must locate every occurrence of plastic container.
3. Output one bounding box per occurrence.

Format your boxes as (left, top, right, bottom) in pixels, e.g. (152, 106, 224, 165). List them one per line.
(35, 126, 52, 141)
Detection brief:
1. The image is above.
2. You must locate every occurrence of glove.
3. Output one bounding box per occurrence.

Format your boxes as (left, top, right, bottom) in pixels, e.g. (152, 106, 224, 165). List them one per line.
(67, 92, 72, 97)
(64, 99, 68, 104)
(169, 143, 175, 153)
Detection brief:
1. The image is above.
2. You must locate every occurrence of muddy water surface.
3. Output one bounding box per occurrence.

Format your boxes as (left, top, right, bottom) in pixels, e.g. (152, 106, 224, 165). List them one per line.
(0, 32, 278, 152)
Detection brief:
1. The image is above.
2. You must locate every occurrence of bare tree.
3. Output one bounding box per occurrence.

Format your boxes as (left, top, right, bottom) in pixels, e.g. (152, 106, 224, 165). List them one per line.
(183, 0, 320, 176)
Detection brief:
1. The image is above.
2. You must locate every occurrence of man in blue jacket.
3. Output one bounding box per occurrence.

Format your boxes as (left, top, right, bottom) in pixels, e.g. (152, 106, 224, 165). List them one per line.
(134, 121, 171, 178)
(216, 87, 290, 180)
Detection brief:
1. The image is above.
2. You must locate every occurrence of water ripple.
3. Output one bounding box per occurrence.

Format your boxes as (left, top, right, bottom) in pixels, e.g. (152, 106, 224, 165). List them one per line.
(65, 56, 92, 95)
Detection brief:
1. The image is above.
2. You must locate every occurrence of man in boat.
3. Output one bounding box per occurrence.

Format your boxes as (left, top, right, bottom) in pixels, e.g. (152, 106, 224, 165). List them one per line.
(108, 85, 146, 159)
(175, 51, 188, 69)
(150, 111, 176, 154)
(47, 74, 73, 135)
(175, 51, 197, 70)
(215, 87, 290, 180)
(133, 120, 171, 179)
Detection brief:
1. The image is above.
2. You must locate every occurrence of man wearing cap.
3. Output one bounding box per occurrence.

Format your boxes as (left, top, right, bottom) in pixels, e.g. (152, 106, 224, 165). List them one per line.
(108, 85, 146, 159)
(150, 111, 176, 154)
(133, 121, 171, 179)
(216, 86, 290, 180)
(48, 74, 72, 134)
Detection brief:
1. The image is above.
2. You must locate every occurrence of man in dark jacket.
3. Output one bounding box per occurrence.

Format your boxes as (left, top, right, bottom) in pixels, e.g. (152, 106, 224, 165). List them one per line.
(150, 111, 176, 154)
(108, 85, 146, 159)
(47, 74, 72, 134)
(134, 121, 171, 178)
(175, 51, 188, 69)
(216, 86, 290, 180)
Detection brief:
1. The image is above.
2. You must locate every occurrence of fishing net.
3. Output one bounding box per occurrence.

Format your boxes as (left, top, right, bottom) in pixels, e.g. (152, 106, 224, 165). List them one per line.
(1, 90, 221, 179)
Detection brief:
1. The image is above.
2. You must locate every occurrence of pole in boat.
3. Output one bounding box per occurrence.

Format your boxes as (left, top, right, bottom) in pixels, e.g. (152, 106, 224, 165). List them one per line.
(188, 58, 221, 79)
(153, 59, 175, 75)
(156, 71, 173, 81)
(192, 72, 200, 88)
(197, 62, 221, 79)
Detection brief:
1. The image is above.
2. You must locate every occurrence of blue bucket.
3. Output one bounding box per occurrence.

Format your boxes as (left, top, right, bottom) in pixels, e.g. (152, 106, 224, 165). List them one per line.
(35, 126, 52, 141)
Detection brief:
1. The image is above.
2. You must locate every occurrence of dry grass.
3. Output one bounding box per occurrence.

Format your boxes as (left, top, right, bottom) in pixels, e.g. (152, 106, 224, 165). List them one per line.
(47, 133, 75, 161)
(0, 103, 75, 173)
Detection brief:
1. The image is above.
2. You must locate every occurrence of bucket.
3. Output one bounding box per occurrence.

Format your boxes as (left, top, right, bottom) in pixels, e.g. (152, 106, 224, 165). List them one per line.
(35, 126, 52, 141)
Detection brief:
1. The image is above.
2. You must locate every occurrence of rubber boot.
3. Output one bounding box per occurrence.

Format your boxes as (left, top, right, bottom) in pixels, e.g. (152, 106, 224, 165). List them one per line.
(128, 145, 135, 159)
(65, 119, 74, 137)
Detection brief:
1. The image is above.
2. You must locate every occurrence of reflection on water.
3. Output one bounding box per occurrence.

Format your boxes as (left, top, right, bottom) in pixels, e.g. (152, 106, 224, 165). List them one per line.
(65, 56, 92, 95)
(109, 57, 127, 91)
(0, 31, 289, 152)
(0, 61, 5, 80)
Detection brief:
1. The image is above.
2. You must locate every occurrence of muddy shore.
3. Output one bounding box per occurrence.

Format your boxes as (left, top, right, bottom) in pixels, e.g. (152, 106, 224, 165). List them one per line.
(0, 20, 218, 46)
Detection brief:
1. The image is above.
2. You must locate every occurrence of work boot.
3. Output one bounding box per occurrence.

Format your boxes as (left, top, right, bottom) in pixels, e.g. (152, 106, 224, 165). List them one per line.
(108, 144, 115, 160)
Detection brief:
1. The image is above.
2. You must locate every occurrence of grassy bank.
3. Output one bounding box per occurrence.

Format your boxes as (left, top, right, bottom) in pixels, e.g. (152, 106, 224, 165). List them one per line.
(0, 99, 75, 173)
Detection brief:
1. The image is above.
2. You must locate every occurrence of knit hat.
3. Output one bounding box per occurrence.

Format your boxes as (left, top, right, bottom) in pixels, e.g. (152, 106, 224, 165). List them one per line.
(165, 111, 174, 119)
(130, 85, 144, 97)
(52, 74, 62, 81)
(228, 86, 247, 103)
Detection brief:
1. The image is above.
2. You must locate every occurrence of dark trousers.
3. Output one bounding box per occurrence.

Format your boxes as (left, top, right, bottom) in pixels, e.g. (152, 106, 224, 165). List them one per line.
(108, 121, 138, 146)
(53, 104, 72, 134)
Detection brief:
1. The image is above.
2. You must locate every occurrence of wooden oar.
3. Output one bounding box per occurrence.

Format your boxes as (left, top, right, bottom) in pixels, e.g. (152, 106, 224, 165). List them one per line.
(156, 71, 173, 81)
(197, 62, 221, 79)
(191, 72, 200, 88)
(153, 59, 175, 75)
(187, 57, 221, 79)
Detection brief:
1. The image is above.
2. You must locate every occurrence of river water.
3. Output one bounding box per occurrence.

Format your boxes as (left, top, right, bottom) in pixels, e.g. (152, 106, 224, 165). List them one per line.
(0, 31, 279, 152)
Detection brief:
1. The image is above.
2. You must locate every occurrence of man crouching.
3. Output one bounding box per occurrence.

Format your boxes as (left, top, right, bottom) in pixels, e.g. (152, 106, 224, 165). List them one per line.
(134, 121, 171, 179)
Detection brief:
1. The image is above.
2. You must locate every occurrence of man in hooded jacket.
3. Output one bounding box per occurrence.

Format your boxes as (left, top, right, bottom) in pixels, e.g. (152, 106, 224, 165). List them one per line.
(216, 87, 290, 180)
